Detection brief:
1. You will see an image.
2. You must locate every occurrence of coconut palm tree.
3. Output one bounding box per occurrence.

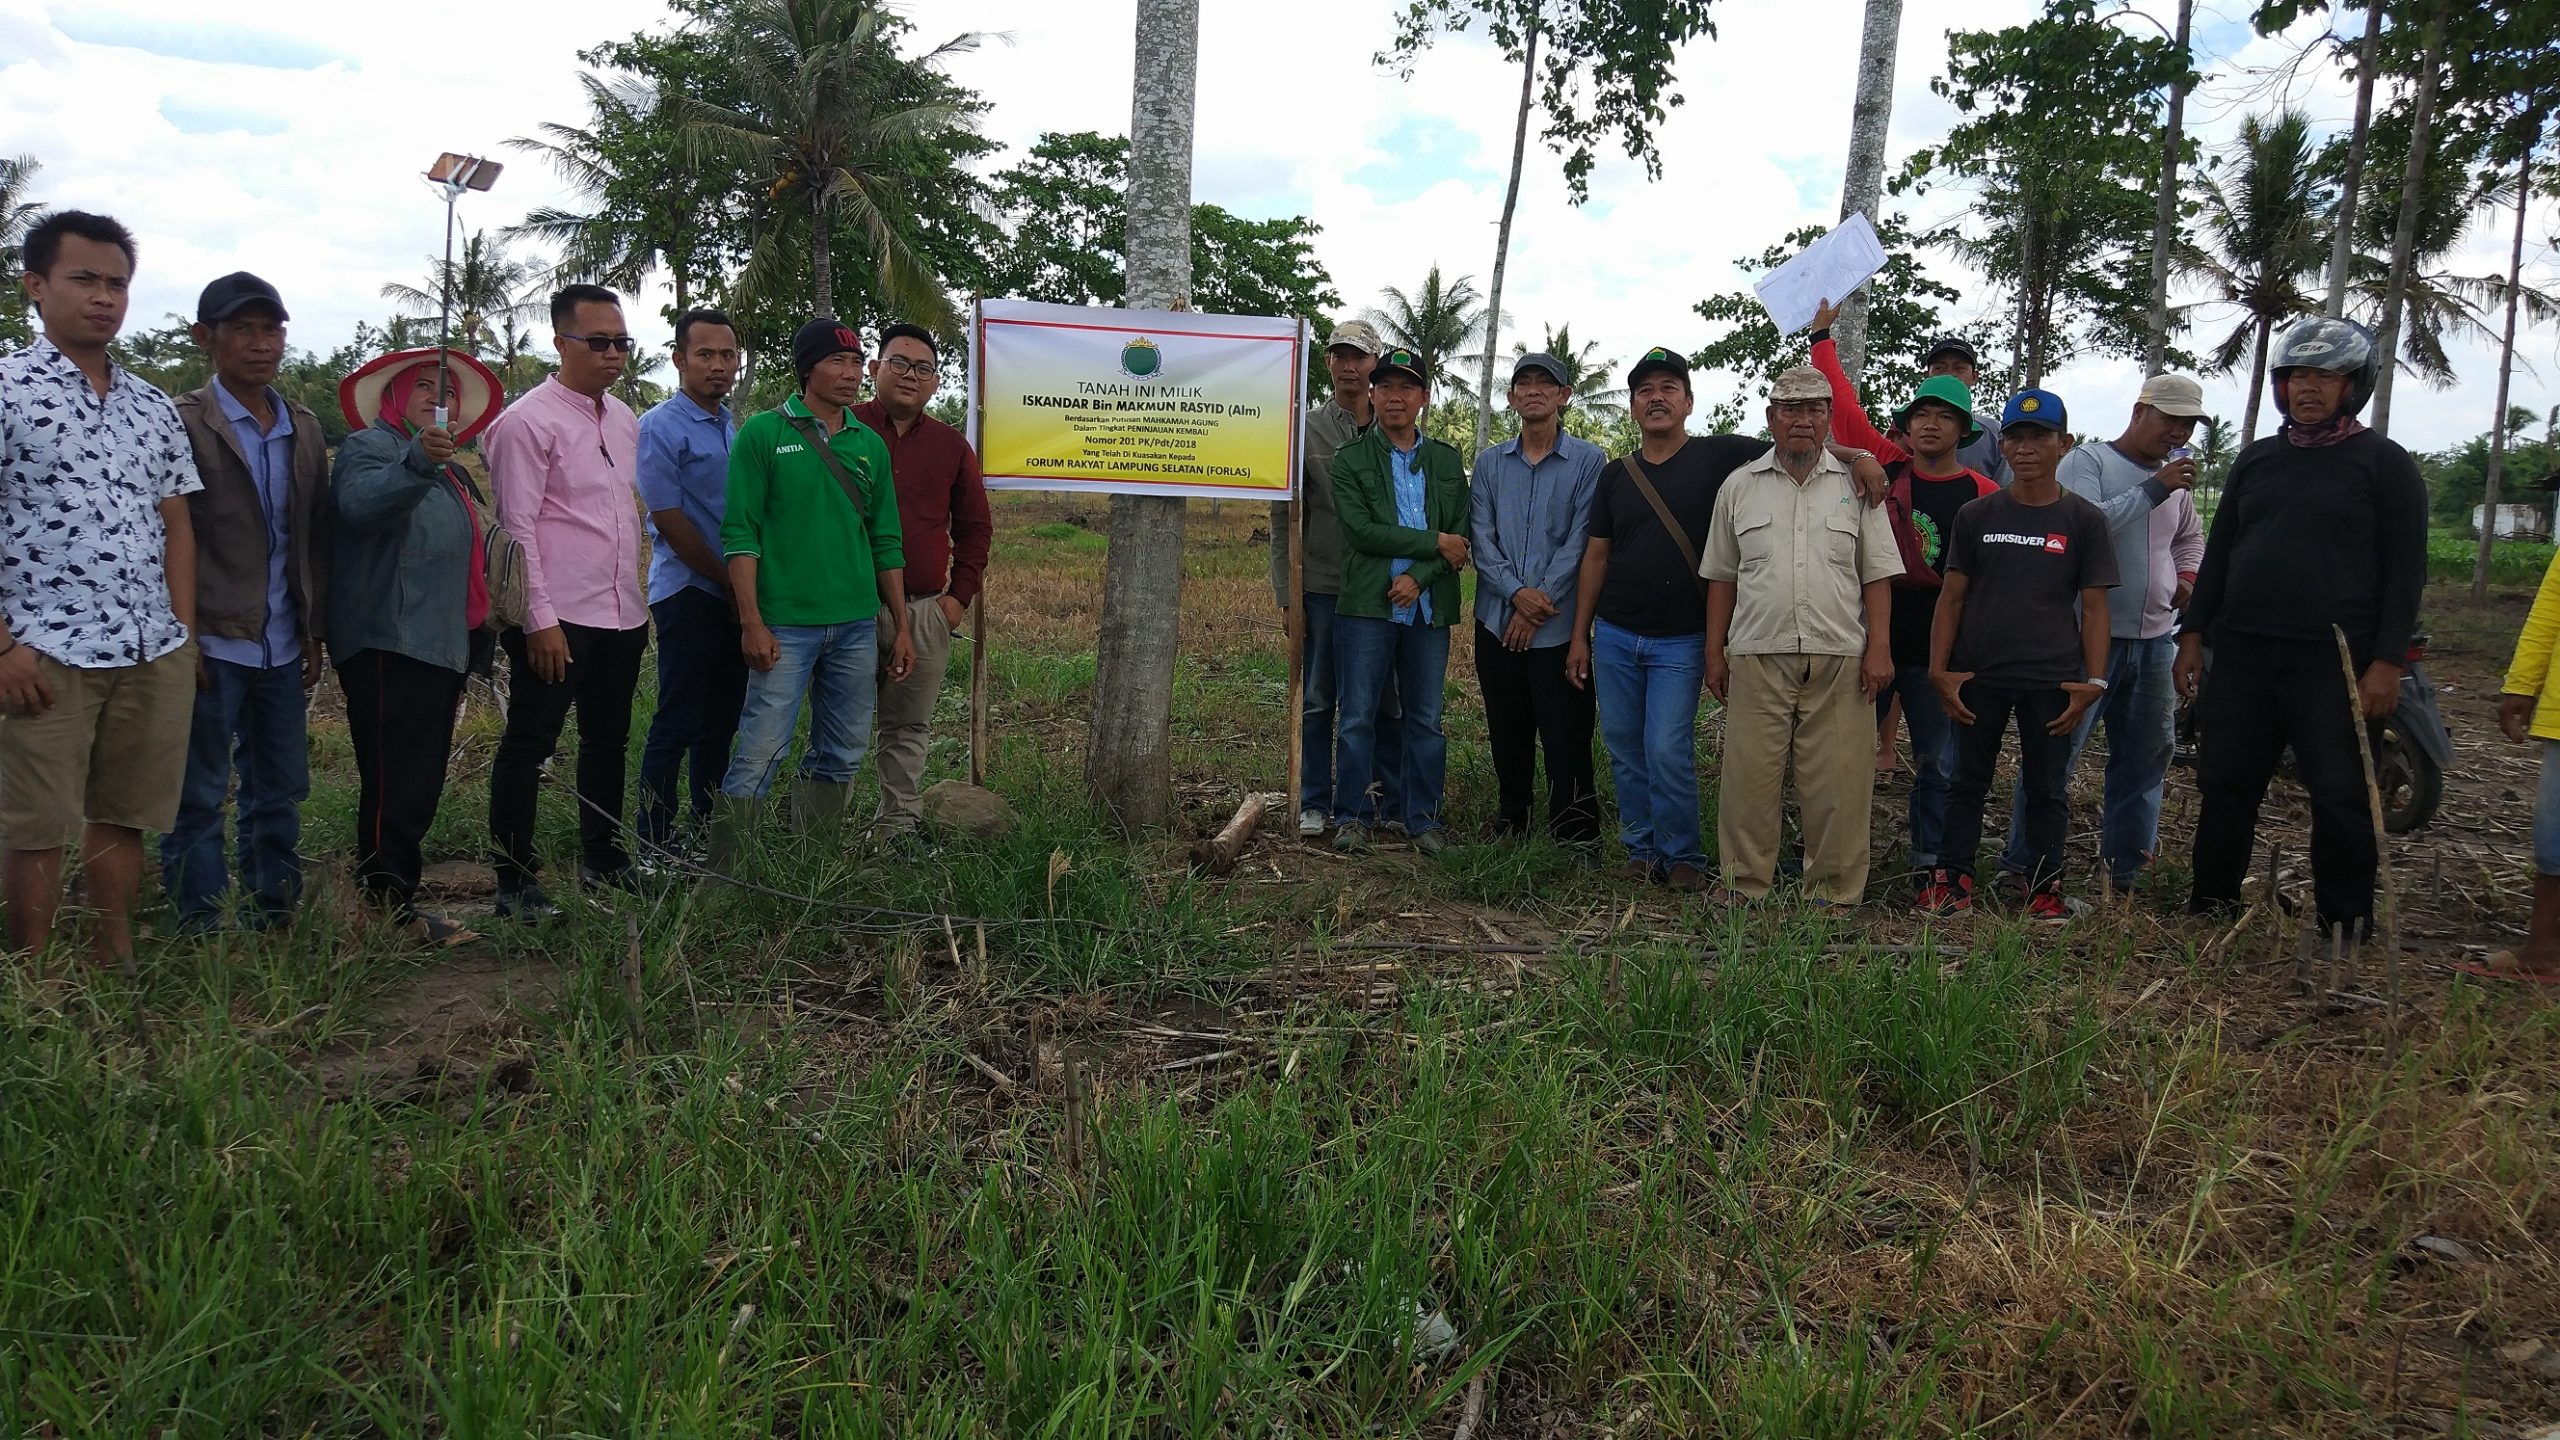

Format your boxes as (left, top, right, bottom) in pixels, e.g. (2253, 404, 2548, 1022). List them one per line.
(380, 230, 549, 372)
(674, 0, 977, 327)
(1368, 267, 1486, 407)
(2186, 111, 2328, 445)
(1510, 322, 1626, 421)
(1, 154, 42, 346)
(507, 72, 702, 308)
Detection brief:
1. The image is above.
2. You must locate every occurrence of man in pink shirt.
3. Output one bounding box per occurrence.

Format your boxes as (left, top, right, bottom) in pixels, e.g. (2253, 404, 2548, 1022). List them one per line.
(481, 284, 648, 919)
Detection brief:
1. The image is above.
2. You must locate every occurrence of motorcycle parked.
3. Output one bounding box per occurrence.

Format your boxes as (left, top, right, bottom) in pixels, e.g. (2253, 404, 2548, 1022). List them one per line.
(2172, 634, 2451, 834)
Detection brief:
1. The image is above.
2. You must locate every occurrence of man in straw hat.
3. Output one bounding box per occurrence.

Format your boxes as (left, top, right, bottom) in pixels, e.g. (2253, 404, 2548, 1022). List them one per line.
(0, 210, 202, 969)
(161, 272, 330, 933)
(1702, 364, 1903, 905)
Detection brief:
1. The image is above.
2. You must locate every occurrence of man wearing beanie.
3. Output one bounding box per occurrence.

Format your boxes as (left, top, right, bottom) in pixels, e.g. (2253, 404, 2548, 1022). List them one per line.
(712, 318, 912, 865)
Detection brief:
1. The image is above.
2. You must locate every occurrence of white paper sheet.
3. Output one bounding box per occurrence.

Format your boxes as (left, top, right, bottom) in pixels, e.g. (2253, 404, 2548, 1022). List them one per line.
(1751, 212, 1888, 335)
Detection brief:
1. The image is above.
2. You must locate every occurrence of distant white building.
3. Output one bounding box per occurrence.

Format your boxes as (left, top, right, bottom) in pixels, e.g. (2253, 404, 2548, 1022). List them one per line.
(2476, 502, 2553, 542)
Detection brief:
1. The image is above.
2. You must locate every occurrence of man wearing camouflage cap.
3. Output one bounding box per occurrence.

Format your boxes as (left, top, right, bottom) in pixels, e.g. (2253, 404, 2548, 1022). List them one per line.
(1702, 365, 1903, 904)
(1274, 317, 1401, 838)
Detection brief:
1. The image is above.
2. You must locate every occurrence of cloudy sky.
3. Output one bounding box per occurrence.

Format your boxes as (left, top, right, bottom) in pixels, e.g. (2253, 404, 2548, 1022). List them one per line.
(6, 0, 2555, 453)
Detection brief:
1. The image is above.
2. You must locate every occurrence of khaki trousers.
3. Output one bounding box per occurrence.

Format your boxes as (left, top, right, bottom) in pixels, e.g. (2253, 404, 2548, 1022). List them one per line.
(1717, 652, 1875, 903)
(873, 594, 959, 829)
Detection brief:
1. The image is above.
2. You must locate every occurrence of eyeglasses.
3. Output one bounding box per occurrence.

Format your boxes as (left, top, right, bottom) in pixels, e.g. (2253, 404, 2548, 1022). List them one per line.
(879, 355, 935, 378)
(560, 333, 636, 354)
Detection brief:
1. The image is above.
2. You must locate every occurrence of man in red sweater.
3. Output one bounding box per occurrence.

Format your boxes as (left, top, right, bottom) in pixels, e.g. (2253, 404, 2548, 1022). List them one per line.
(1807, 298, 1997, 897)
(855, 323, 993, 843)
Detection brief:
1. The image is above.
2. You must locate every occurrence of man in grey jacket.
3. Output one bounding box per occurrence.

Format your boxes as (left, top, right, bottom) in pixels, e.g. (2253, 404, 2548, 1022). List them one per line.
(1272, 318, 1400, 836)
(1998, 372, 2205, 895)
(165, 272, 330, 931)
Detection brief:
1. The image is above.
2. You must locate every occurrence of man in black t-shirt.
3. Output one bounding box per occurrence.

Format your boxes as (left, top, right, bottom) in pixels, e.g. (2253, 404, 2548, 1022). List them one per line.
(1926, 389, 2118, 921)
(1563, 348, 1765, 890)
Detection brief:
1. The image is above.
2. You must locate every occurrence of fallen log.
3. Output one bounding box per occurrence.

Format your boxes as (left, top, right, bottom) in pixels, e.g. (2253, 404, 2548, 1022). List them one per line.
(1189, 792, 1277, 875)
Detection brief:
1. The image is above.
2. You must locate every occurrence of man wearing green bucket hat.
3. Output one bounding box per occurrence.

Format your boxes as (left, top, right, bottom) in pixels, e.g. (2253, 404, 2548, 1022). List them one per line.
(1806, 307, 1998, 902)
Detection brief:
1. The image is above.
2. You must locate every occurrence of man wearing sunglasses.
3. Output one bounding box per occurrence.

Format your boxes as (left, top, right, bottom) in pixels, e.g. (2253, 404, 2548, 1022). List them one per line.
(855, 322, 990, 846)
(481, 283, 648, 919)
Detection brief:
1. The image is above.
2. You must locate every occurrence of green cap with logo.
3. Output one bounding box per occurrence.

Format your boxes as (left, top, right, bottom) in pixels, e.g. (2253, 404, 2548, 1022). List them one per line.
(1370, 348, 1430, 386)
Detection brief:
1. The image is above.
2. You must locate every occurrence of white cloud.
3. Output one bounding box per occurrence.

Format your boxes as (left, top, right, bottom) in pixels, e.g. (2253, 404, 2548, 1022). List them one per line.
(4, 0, 2553, 452)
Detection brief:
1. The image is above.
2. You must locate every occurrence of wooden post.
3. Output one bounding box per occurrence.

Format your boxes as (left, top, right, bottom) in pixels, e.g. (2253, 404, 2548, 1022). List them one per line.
(1283, 475, 1305, 822)
(970, 596, 989, 788)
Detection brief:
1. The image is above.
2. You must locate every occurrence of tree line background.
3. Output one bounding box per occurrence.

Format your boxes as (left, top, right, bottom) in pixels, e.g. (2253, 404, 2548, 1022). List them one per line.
(0, 0, 2553, 525)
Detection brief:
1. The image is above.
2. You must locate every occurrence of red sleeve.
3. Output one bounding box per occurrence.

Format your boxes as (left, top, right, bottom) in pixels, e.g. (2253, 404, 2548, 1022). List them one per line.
(947, 435, 994, 608)
(1810, 335, 1905, 465)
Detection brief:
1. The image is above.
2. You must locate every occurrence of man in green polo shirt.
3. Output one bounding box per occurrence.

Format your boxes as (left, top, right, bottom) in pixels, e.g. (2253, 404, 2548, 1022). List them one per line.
(713, 318, 913, 860)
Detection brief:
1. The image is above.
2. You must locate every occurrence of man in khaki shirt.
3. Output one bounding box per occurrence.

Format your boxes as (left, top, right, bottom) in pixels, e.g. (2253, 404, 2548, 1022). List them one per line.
(1703, 365, 1903, 904)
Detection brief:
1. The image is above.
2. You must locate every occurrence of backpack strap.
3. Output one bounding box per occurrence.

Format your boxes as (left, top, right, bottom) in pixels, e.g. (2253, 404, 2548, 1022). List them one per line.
(1620, 453, 1709, 607)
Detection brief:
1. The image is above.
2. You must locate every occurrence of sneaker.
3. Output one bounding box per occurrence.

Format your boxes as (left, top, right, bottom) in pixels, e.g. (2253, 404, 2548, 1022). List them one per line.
(399, 908, 480, 948)
(1331, 823, 1371, 855)
(1664, 862, 1709, 894)
(1914, 869, 1973, 917)
(580, 863, 645, 895)
(1298, 807, 1326, 837)
(1412, 829, 1451, 859)
(2027, 882, 2073, 925)
(1991, 871, 2031, 909)
(494, 883, 561, 922)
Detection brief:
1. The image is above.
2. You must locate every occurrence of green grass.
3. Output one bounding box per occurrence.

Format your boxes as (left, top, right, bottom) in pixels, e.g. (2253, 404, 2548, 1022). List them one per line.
(2427, 530, 2553, 587)
(4, 523, 2553, 1435)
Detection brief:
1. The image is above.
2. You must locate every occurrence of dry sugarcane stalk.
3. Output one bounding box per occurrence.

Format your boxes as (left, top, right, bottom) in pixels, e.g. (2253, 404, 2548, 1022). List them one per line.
(2332, 625, 2400, 1030)
(1188, 792, 1275, 876)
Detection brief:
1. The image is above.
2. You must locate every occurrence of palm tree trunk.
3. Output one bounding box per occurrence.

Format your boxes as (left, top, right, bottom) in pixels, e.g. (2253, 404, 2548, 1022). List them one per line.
(810, 188, 834, 315)
(2143, 0, 2193, 375)
(1834, 0, 1904, 384)
(1087, 0, 1198, 828)
(2368, 0, 2447, 436)
(1475, 4, 1540, 456)
(2472, 150, 2532, 604)
(2324, 0, 2383, 318)
(2240, 312, 2271, 445)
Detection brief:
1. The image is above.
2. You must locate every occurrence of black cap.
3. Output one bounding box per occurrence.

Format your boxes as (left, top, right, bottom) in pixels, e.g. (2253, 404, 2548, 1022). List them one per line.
(1921, 335, 1977, 367)
(1370, 347, 1429, 386)
(197, 272, 287, 325)
(1626, 345, 1689, 389)
(1511, 351, 1570, 387)
(791, 316, 864, 380)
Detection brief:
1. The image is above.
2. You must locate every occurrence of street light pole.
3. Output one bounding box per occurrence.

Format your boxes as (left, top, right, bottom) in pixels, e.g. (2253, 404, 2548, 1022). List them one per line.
(422, 152, 503, 424)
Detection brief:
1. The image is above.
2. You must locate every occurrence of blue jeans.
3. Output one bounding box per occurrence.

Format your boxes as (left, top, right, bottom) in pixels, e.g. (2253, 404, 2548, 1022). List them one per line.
(2537, 742, 2560, 876)
(1885, 663, 1956, 874)
(639, 586, 748, 845)
(1331, 614, 1448, 834)
(1297, 592, 1403, 821)
(721, 620, 878, 800)
(160, 656, 309, 925)
(1591, 620, 1705, 869)
(2001, 633, 2175, 884)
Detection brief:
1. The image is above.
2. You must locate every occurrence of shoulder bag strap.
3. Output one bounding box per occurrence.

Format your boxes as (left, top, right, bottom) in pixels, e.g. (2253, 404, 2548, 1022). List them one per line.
(783, 410, 868, 523)
(1620, 454, 1709, 605)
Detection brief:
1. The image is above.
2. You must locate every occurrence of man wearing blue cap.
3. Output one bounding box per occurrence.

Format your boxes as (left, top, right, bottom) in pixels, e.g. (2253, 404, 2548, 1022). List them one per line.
(164, 272, 330, 932)
(1924, 390, 2118, 920)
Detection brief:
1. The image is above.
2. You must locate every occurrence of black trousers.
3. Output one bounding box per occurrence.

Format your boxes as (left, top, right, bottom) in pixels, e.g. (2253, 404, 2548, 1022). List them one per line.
(637, 587, 747, 846)
(2190, 633, 2381, 931)
(1941, 681, 2075, 887)
(490, 621, 649, 889)
(1471, 625, 1599, 841)
(338, 648, 466, 910)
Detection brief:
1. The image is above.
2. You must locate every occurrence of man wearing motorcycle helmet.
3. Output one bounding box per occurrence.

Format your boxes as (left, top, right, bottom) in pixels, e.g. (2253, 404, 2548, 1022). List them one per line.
(2175, 316, 2428, 941)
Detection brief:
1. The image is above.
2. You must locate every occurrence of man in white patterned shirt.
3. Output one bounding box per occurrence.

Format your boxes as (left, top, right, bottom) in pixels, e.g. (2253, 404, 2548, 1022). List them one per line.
(0, 211, 202, 969)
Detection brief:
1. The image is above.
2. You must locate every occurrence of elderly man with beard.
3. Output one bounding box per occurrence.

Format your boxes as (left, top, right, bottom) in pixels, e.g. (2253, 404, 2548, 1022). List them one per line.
(1702, 365, 1903, 905)
(2179, 317, 2427, 942)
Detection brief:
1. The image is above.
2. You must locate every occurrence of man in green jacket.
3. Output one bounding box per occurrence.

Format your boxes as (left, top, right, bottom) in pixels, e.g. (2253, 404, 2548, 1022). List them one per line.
(1328, 347, 1471, 857)
(714, 318, 912, 860)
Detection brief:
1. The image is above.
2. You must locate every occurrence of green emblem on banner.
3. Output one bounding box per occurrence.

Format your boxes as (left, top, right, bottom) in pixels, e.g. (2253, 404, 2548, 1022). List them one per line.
(1120, 338, 1163, 378)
